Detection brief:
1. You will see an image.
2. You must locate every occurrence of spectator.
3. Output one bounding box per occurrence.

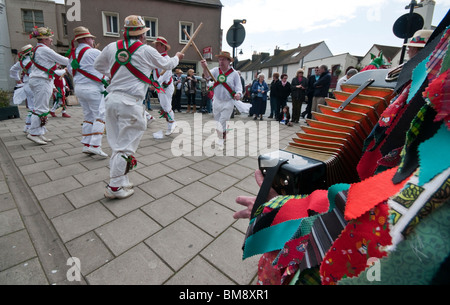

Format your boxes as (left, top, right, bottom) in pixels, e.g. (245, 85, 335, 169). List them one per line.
(248, 71, 261, 117)
(143, 87, 153, 111)
(200, 74, 208, 113)
(290, 69, 308, 123)
(251, 73, 269, 120)
(312, 65, 331, 113)
(279, 105, 293, 126)
(303, 67, 319, 119)
(172, 69, 183, 112)
(268, 72, 280, 119)
(275, 73, 291, 119)
(335, 68, 358, 92)
(185, 68, 197, 113)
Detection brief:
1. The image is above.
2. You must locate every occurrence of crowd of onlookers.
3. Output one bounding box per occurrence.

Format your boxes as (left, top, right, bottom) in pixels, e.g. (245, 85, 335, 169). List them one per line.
(141, 64, 360, 127)
(244, 65, 358, 126)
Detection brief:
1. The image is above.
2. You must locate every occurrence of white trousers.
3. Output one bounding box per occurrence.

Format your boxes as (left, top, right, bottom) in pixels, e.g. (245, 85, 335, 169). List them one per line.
(213, 98, 234, 137)
(105, 92, 147, 187)
(75, 83, 106, 147)
(159, 84, 175, 123)
(28, 77, 52, 136)
(23, 84, 35, 132)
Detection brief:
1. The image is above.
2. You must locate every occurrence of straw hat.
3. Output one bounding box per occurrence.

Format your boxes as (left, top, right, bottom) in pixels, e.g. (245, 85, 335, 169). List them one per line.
(20, 44, 33, 55)
(153, 36, 171, 51)
(215, 51, 233, 62)
(404, 29, 433, 48)
(29, 26, 54, 39)
(123, 15, 150, 36)
(73, 26, 96, 41)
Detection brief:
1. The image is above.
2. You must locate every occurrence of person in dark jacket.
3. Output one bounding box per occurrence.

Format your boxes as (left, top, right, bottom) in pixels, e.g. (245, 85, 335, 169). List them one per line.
(275, 73, 291, 119)
(303, 67, 319, 119)
(290, 69, 308, 123)
(268, 72, 280, 119)
(312, 65, 331, 114)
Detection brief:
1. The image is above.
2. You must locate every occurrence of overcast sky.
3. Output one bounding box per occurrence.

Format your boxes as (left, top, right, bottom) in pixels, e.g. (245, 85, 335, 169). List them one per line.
(220, 0, 450, 59)
(56, 0, 449, 59)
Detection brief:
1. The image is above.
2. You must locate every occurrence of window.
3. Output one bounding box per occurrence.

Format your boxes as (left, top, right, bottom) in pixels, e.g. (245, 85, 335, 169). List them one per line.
(179, 21, 193, 43)
(144, 17, 157, 40)
(102, 12, 119, 37)
(282, 65, 288, 74)
(62, 13, 68, 37)
(22, 9, 44, 33)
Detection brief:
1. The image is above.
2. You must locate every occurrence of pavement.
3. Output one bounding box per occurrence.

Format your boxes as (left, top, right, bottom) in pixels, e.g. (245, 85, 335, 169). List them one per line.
(0, 102, 303, 285)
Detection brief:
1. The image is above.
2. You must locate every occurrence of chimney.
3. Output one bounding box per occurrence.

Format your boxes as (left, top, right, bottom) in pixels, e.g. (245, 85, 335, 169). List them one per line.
(415, 0, 435, 29)
(252, 53, 261, 62)
(274, 48, 283, 56)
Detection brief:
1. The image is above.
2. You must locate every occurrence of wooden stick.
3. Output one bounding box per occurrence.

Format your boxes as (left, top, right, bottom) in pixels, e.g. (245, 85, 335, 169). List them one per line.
(180, 22, 203, 54)
(183, 28, 216, 83)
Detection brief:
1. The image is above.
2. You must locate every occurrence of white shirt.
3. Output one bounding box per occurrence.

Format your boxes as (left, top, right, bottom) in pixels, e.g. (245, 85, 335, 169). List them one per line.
(209, 67, 243, 101)
(94, 39, 179, 100)
(10, 56, 32, 83)
(335, 75, 348, 92)
(173, 73, 182, 90)
(29, 43, 69, 80)
(152, 58, 173, 90)
(67, 43, 104, 86)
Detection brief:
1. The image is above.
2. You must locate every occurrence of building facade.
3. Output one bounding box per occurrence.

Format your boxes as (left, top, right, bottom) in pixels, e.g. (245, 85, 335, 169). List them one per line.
(6, 0, 69, 55)
(2, 0, 68, 90)
(66, 0, 223, 75)
(237, 42, 333, 85)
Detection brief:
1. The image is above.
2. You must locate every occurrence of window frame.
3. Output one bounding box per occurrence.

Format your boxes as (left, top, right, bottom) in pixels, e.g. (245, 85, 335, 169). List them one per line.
(62, 13, 68, 37)
(22, 9, 44, 33)
(143, 17, 158, 41)
(102, 11, 120, 37)
(179, 21, 194, 44)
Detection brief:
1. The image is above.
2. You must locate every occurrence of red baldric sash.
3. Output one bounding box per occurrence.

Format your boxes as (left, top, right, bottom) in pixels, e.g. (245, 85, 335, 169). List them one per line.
(209, 68, 236, 98)
(20, 58, 32, 78)
(31, 45, 57, 79)
(110, 40, 164, 93)
(71, 46, 104, 84)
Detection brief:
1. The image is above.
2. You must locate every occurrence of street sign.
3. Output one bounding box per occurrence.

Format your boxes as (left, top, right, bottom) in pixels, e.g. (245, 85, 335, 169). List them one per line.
(393, 13, 424, 39)
(226, 23, 246, 48)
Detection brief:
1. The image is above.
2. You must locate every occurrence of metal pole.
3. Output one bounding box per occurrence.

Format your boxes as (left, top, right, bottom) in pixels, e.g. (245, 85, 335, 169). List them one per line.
(399, 0, 417, 64)
(232, 23, 237, 68)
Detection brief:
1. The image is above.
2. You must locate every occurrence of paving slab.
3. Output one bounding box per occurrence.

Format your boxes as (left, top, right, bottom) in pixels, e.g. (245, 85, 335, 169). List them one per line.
(0, 105, 303, 285)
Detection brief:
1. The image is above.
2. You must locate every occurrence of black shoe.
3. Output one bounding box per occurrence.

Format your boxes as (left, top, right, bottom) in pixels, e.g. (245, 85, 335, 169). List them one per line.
(268, 115, 273, 119)
(253, 116, 257, 120)
(260, 117, 263, 121)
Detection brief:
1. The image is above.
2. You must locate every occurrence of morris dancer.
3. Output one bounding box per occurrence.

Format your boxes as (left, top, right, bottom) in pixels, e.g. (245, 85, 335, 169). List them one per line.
(67, 26, 108, 158)
(94, 15, 183, 199)
(151, 36, 177, 136)
(200, 51, 245, 150)
(50, 70, 71, 118)
(28, 26, 68, 145)
(10, 44, 34, 133)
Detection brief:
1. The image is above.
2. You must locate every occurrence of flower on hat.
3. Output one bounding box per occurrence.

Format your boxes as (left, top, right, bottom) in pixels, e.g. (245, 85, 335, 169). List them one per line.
(29, 26, 54, 39)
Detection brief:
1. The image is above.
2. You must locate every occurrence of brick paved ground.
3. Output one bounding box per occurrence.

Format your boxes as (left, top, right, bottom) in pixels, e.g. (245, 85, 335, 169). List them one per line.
(0, 103, 303, 285)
